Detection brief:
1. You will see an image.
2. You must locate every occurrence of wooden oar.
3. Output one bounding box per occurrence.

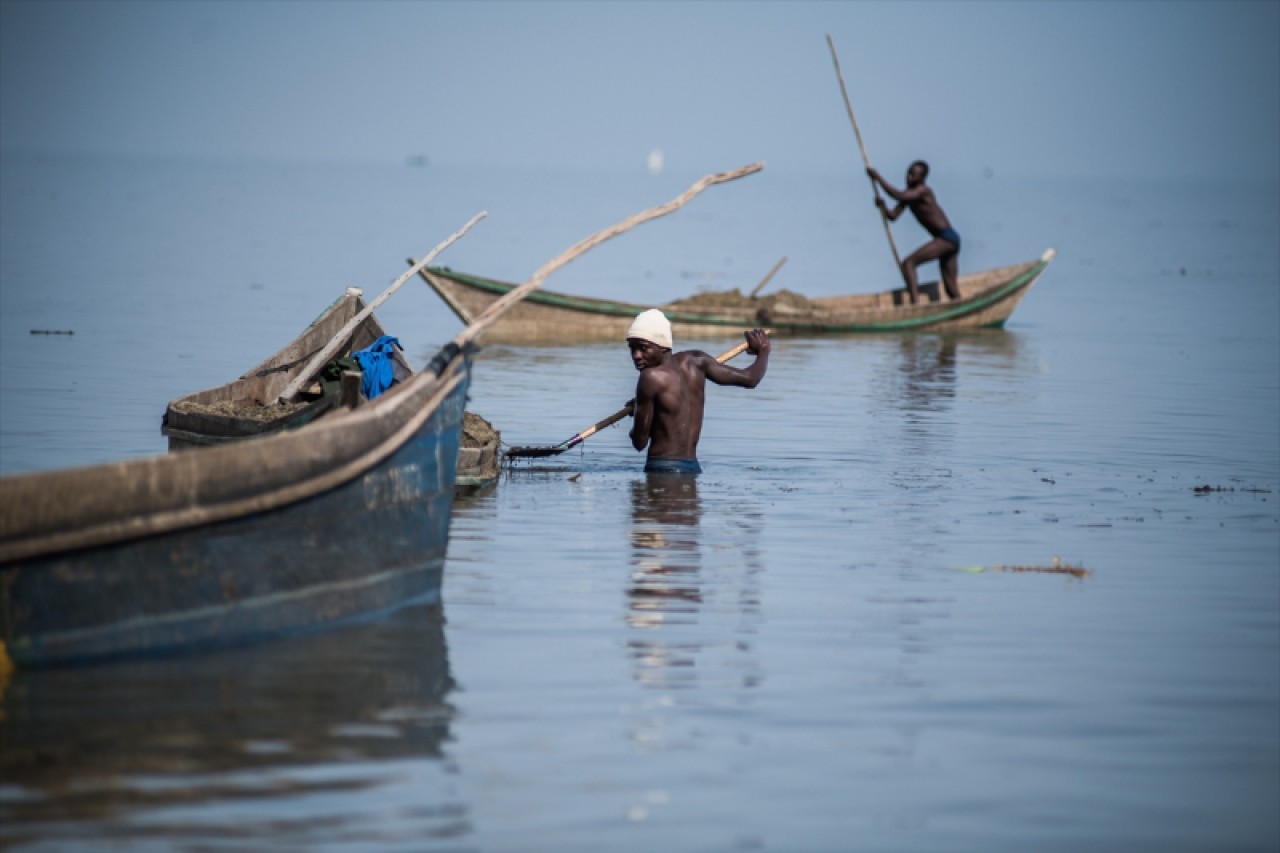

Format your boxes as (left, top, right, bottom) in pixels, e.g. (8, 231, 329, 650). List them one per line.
(748, 256, 787, 299)
(278, 211, 488, 402)
(825, 34, 906, 280)
(506, 335, 764, 459)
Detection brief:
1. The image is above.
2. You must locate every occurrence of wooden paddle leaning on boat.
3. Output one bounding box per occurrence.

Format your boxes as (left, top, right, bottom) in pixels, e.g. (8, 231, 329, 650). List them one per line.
(506, 334, 767, 459)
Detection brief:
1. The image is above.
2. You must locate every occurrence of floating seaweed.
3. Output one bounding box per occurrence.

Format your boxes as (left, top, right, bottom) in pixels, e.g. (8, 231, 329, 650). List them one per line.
(959, 555, 1092, 579)
(1193, 484, 1271, 495)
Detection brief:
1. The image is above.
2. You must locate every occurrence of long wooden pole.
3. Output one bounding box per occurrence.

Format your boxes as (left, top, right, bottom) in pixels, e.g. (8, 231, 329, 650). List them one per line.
(279, 211, 487, 402)
(826, 34, 905, 278)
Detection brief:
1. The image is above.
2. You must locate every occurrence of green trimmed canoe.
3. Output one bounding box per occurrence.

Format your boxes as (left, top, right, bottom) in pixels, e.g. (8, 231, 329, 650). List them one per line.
(417, 249, 1055, 344)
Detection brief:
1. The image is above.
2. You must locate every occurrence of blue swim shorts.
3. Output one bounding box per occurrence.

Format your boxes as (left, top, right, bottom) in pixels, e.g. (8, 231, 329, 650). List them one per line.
(937, 228, 961, 249)
(644, 457, 702, 475)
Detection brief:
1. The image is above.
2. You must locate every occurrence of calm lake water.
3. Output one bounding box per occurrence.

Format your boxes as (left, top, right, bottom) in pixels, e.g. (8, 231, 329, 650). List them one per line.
(1, 152, 1277, 851)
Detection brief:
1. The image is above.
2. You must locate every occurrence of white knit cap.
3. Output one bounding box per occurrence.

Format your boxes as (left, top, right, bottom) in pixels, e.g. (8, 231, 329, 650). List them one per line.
(626, 309, 672, 349)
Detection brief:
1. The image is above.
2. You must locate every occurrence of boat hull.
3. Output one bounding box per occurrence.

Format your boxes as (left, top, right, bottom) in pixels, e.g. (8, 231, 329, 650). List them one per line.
(0, 357, 470, 669)
(419, 250, 1055, 343)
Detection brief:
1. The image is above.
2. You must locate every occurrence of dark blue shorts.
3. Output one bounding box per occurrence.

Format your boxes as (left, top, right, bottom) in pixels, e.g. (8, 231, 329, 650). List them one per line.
(644, 457, 702, 474)
(937, 228, 961, 249)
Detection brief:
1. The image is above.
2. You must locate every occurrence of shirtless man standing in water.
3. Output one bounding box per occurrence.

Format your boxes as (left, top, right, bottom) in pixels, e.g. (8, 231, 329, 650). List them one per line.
(867, 160, 961, 304)
(625, 309, 770, 474)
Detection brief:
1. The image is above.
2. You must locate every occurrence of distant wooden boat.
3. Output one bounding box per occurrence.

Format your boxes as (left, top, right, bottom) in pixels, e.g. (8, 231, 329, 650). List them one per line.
(161, 288, 499, 492)
(417, 250, 1055, 343)
(0, 342, 473, 669)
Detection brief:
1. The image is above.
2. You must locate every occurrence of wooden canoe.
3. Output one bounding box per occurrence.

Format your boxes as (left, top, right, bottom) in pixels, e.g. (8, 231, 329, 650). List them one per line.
(0, 344, 472, 669)
(161, 288, 500, 492)
(417, 249, 1056, 343)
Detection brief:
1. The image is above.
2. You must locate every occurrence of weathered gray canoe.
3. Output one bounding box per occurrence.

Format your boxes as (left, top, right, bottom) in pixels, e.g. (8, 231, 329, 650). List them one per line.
(161, 288, 412, 446)
(0, 346, 472, 669)
(417, 249, 1056, 343)
(161, 288, 499, 492)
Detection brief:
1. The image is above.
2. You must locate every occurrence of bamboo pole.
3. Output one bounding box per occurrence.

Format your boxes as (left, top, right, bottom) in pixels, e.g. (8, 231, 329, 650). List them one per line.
(278, 211, 487, 402)
(825, 34, 906, 279)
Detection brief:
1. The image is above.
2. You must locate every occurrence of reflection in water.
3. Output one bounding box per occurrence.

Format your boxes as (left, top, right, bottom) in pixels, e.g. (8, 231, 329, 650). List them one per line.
(878, 334, 963, 500)
(878, 330, 1029, 469)
(893, 330, 1026, 419)
(626, 475, 766, 696)
(627, 474, 704, 690)
(0, 602, 463, 847)
(871, 331, 1033, 562)
(897, 332, 958, 417)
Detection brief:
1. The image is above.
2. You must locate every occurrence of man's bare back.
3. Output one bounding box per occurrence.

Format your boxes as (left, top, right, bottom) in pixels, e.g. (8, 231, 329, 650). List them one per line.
(625, 312, 769, 471)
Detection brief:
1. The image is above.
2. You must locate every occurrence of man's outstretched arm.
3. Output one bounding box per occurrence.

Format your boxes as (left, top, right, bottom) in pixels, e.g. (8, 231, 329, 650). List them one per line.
(704, 330, 770, 388)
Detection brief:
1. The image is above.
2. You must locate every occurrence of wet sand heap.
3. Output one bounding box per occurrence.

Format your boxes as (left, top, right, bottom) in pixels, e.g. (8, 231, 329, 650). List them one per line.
(665, 287, 819, 314)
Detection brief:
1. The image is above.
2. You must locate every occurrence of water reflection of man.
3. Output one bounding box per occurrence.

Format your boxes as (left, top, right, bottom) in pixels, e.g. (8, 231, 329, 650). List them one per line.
(626, 475, 703, 687)
(898, 334, 957, 412)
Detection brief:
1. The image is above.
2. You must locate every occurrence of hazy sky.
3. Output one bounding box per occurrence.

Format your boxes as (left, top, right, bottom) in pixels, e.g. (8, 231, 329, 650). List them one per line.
(1, 0, 1277, 180)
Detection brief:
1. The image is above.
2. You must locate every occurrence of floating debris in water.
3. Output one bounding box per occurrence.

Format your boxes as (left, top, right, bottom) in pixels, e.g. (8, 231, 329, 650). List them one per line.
(30, 329, 73, 335)
(958, 555, 1092, 579)
(1193, 484, 1271, 495)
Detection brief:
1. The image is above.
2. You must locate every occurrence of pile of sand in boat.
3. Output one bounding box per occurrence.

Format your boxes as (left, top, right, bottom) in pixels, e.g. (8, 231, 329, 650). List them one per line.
(665, 287, 818, 313)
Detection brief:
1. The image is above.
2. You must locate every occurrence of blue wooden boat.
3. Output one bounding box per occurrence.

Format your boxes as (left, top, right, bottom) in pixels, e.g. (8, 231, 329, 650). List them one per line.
(0, 344, 471, 669)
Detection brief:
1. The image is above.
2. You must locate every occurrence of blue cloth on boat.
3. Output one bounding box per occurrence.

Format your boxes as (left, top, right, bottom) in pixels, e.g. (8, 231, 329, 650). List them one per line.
(937, 228, 961, 249)
(645, 457, 702, 475)
(352, 335, 402, 400)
